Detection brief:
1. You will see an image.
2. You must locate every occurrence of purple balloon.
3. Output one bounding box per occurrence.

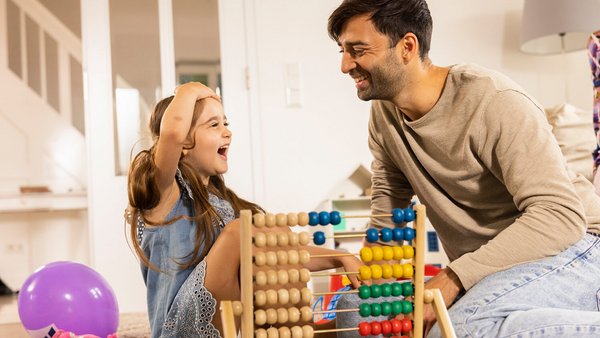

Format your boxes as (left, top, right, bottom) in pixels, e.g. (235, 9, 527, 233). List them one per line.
(18, 261, 119, 337)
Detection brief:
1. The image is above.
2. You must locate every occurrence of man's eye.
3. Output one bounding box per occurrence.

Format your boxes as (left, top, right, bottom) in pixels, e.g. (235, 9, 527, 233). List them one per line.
(211, 123, 219, 127)
(224, 122, 230, 127)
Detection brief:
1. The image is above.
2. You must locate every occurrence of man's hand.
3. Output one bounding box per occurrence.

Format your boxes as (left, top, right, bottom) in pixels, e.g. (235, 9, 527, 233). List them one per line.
(423, 267, 463, 336)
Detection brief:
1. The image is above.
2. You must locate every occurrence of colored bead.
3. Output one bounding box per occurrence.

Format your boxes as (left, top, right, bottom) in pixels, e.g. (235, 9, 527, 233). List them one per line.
(392, 228, 404, 241)
(319, 211, 330, 225)
(392, 208, 404, 224)
(371, 321, 382, 335)
(359, 266, 372, 281)
(393, 246, 404, 260)
(308, 211, 319, 225)
(358, 322, 371, 336)
(358, 285, 371, 299)
(371, 303, 382, 316)
(403, 264, 414, 278)
(359, 303, 371, 317)
(381, 283, 392, 297)
(392, 263, 404, 278)
(403, 245, 415, 259)
(382, 246, 394, 260)
(401, 318, 412, 333)
(313, 231, 326, 245)
(381, 264, 393, 279)
(366, 228, 379, 243)
(402, 300, 413, 314)
(371, 264, 383, 279)
(391, 282, 403, 296)
(372, 246, 383, 261)
(370, 284, 382, 298)
(381, 301, 392, 315)
(392, 301, 403, 315)
(380, 227, 393, 242)
(403, 208, 415, 222)
(403, 227, 415, 241)
(381, 320, 392, 335)
(360, 247, 373, 263)
(390, 319, 402, 334)
(330, 211, 342, 225)
(402, 283, 414, 297)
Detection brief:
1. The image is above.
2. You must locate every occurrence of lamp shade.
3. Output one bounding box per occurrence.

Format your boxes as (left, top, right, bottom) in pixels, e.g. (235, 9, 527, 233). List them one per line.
(521, 0, 600, 54)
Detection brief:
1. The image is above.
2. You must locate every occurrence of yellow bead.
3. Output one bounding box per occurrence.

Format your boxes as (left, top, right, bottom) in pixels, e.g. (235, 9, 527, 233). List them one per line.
(372, 246, 384, 261)
(382, 246, 394, 261)
(370, 264, 383, 280)
(381, 264, 393, 279)
(359, 265, 372, 280)
(393, 246, 404, 260)
(403, 263, 414, 278)
(392, 263, 404, 278)
(360, 247, 373, 263)
(403, 245, 415, 259)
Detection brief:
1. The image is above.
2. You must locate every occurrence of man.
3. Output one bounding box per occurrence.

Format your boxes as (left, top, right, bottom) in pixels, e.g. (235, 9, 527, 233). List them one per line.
(328, 1, 600, 337)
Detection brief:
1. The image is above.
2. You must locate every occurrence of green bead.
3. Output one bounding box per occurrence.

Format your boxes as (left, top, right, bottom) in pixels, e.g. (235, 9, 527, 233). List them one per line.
(381, 283, 392, 297)
(402, 300, 413, 314)
(380, 301, 392, 315)
(371, 303, 382, 316)
(391, 301, 403, 315)
(391, 282, 403, 297)
(359, 303, 371, 317)
(371, 284, 382, 298)
(358, 285, 371, 299)
(402, 282, 414, 297)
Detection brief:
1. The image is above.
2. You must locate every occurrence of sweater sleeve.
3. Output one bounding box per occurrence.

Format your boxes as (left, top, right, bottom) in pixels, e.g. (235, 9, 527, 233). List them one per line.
(448, 90, 586, 289)
(368, 101, 415, 229)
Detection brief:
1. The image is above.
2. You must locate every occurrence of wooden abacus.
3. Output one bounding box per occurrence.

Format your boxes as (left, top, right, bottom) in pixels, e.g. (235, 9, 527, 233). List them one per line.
(220, 205, 456, 337)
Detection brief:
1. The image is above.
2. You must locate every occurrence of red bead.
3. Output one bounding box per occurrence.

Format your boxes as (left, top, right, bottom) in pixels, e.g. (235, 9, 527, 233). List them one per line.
(390, 319, 402, 334)
(401, 318, 413, 333)
(381, 320, 392, 335)
(358, 322, 371, 336)
(371, 321, 382, 335)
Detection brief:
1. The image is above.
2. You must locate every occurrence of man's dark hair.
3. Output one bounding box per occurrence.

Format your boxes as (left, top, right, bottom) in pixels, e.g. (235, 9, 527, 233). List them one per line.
(328, 0, 433, 60)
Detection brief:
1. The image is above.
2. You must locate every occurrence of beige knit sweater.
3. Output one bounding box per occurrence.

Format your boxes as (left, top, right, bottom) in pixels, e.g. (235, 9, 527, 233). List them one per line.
(368, 64, 600, 290)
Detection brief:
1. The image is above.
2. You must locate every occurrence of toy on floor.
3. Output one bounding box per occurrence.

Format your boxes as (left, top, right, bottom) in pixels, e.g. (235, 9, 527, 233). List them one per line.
(220, 205, 456, 337)
(17, 261, 119, 338)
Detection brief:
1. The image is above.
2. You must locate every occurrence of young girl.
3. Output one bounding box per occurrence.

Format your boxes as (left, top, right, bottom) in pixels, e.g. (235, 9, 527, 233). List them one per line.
(126, 82, 364, 337)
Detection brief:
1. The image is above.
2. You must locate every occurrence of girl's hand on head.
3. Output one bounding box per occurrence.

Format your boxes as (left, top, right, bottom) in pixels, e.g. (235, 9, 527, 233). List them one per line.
(174, 82, 220, 101)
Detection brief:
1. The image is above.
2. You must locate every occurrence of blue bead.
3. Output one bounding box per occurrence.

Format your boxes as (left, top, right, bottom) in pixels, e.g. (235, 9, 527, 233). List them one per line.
(308, 211, 320, 226)
(392, 228, 404, 241)
(380, 228, 393, 242)
(313, 231, 326, 245)
(330, 211, 342, 225)
(319, 211, 330, 225)
(366, 228, 379, 243)
(403, 227, 415, 241)
(392, 208, 404, 224)
(403, 208, 415, 222)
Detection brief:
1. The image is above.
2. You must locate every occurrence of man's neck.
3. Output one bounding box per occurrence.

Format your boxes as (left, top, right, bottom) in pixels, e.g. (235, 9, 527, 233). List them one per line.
(392, 62, 450, 121)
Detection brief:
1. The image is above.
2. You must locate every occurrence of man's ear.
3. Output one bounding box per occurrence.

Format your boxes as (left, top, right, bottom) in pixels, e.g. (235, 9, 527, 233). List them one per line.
(396, 32, 419, 62)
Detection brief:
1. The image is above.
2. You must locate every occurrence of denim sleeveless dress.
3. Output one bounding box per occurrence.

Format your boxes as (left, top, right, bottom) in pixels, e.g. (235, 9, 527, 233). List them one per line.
(137, 169, 235, 337)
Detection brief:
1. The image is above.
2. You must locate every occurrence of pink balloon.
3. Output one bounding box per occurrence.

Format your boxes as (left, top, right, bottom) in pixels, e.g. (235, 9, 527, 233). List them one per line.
(18, 261, 119, 337)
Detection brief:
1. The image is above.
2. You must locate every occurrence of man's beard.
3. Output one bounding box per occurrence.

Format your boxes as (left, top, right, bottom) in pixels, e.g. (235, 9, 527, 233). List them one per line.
(357, 53, 405, 101)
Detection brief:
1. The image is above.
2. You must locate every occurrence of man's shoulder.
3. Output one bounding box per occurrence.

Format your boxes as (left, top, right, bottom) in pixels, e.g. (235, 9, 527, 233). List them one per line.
(450, 63, 523, 93)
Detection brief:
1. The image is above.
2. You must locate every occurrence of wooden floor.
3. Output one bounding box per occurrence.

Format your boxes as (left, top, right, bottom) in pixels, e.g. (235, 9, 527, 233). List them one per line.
(0, 294, 151, 338)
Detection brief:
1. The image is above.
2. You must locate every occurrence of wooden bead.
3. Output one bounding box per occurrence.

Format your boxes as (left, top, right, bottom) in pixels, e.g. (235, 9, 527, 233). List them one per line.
(288, 307, 300, 322)
(277, 233, 289, 246)
(232, 301, 243, 316)
(277, 307, 289, 324)
(266, 233, 278, 247)
(287, 212, 298, 226)
(254, 232, 267, 247)
(254, 309, 267, 326)
(424, 289, 434, 304)
(266, 308, 278, 325)
(279, 326, 291, 338)
(267, 270, 278, 285)
(255, 329, 267, 338)
(393, 246, 404, 260)
(381, 264, 393, 279)
(299, 232, 310, 245)
(289, 288, 301, 304)
(276, 213, 288, 227)
(291, 326, 303, 338)
(254, 252, 266, 266)
(299, 268, 311, 282)
(277, 288, 290, 304)
(277, 270, 289, 284)
(277, 250, 289, 265)
(267, 327, 279, 338)
(288, 269, 300, 283)
(298, 250, 311, 264)
(302, 325, 314, 338)
(253, 213, 266, 228)
(287, 250, 299, 265)
(266, 289, 278, 305)
(382, 246, 394, 260)
(254, 290, 266, 306)
(301, 287, 312, 304)
(288, 232, 299, 246)
(265, 213, 276, 227)
(300, 306, 313, 322)
(297, 212, 309, 226)
(266, 251, 278, 266)
(255, 271, 267, 286)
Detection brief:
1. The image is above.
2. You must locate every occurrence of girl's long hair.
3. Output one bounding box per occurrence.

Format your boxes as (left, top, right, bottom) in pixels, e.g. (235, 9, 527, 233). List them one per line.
(127, 96, 263, 271)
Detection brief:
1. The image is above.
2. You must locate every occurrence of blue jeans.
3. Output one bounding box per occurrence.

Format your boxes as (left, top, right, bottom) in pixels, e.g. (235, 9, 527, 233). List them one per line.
(337, 234, 600, 337)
